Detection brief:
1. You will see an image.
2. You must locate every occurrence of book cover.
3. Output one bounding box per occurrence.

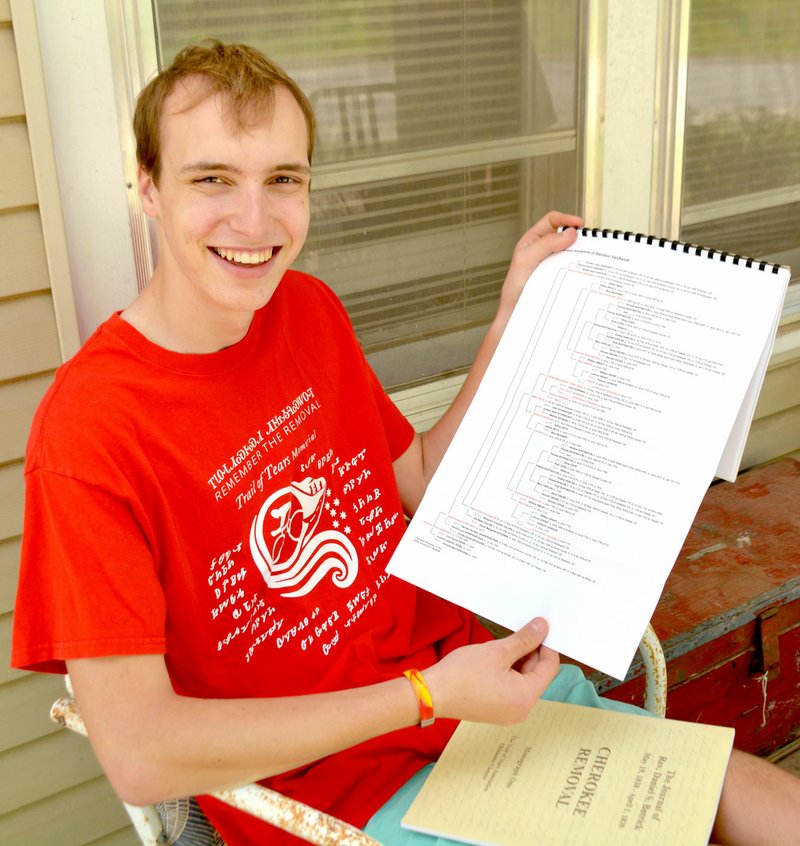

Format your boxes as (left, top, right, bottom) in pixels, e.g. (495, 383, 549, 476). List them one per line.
(402, 700, 734, 846)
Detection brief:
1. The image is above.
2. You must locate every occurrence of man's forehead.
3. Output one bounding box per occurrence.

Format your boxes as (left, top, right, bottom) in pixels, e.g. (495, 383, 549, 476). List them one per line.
(162, 76, 259, 124)
(157, 81, 309, 169)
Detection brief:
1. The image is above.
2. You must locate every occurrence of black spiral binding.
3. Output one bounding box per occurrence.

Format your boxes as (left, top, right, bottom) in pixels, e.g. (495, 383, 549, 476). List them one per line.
(575, 227, 783, 275)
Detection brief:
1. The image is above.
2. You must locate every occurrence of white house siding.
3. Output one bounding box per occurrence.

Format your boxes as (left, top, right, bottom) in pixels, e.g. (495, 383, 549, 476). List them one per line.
(0, 4, 137, 844)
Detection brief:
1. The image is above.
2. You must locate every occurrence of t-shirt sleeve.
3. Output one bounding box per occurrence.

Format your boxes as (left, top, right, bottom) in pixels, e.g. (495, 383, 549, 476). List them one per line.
(365, 364, 415, 462)
(11, 468, 167, 674)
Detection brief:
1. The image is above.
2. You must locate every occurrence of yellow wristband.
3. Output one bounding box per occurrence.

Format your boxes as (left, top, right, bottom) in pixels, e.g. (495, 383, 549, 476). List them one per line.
(403, 668, 435, 727)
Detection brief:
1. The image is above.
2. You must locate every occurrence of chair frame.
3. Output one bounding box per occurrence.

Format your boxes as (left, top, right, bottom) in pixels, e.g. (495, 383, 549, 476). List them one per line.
(640, 622, 667, 717)
(49, 693, 379, 846)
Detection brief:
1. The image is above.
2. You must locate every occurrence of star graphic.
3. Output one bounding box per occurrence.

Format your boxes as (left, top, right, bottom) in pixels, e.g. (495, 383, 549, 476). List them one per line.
(339, 510, 347, 520)
(333, 498, 341, 507)
(332, 519, 340, 528)
(344, 526, 352, 535)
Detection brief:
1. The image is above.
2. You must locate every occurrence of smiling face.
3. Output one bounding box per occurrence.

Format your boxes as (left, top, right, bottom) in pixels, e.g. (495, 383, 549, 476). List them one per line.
(137, 78, 311, 349)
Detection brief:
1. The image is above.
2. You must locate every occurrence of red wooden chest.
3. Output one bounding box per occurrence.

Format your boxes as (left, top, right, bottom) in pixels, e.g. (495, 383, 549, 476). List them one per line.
(595, 457, 800, 756)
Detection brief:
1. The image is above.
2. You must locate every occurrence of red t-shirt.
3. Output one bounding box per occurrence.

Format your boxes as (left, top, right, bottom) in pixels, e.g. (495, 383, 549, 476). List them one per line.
(11, 270, 490, 845)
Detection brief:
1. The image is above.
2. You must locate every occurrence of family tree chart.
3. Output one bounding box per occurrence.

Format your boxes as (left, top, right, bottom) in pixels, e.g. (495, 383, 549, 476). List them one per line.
(388, 231, 789, 678)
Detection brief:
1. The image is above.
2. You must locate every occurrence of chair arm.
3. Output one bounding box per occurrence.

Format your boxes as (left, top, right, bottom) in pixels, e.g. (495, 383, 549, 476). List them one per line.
(50, 695, 88, 737)
(639, 623, 667, 717)
(212, 783, 381, 846)
(51, 694, 380, 845)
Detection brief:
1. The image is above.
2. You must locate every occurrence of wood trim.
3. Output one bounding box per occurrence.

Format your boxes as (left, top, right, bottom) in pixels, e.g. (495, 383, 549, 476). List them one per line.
(753, 358, 800, 421)
(772, 320, 800, 368)
(390, 372, 467, 433)
(743, 406, 800, 469)
(9, 0, 80, 359)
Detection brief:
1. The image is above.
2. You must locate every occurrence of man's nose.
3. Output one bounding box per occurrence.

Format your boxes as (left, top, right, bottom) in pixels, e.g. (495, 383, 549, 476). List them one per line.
(231, 187, 274, 237)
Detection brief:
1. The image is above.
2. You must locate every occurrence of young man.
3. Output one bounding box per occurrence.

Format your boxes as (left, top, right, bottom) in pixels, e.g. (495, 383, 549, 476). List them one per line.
(11, 41, 799, 846)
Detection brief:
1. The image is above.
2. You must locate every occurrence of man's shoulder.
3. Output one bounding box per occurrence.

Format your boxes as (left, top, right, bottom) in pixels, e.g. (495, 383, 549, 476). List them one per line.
(26, 315, 145, 470)
(280, 268, 343, 307)
(43, 314, 139, 401)
(271, 269, 355, 331)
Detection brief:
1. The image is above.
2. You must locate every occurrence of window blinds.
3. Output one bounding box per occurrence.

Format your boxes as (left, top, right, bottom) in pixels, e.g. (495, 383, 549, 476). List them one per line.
(152, 0, 579, 387)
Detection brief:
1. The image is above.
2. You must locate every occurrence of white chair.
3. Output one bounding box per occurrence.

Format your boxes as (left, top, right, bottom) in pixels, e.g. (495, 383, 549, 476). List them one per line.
(49, 681, 380, 846)
(639, 622, 668, 717)
(50, 626, 666, 845)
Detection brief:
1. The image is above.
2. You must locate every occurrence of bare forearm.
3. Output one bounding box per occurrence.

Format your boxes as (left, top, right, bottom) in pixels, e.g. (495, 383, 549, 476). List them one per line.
(68, 655, 419, 806)
(68, 621, 558, 808)
(147, 681, 417, 797)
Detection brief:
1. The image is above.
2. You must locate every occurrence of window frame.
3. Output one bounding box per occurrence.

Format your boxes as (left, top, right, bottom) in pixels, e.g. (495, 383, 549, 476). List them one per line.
(30, 0, 799, 424)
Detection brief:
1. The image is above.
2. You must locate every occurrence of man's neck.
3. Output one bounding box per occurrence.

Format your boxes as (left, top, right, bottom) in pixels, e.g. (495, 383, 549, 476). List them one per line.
(120, 274, 254, 354)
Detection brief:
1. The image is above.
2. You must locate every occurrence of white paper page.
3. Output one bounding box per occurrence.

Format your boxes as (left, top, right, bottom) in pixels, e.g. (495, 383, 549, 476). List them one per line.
(715, 303, 783, 481)
(388, 234, 789, 679)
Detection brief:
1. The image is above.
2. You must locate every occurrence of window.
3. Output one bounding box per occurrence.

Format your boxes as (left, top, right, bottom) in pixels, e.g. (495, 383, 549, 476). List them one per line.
(32, 1, 799, 399)
(151, 1, 582, 388)
(680, 0, 800, 301)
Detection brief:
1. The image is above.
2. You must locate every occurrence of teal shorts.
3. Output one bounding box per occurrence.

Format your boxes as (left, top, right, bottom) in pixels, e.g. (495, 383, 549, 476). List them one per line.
(364, 664, 650, 845)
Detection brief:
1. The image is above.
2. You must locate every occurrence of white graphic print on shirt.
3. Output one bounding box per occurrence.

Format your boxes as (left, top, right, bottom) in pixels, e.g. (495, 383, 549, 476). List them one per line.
(205, 385, 404, 667)
(249, 476, 358, 597)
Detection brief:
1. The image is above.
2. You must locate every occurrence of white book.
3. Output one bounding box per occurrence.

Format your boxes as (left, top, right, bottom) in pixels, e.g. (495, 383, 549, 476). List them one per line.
(402, 700, 734, 846)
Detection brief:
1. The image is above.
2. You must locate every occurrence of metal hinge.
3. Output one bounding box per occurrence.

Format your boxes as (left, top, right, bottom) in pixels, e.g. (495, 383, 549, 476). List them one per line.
(750, 606, 781, 681)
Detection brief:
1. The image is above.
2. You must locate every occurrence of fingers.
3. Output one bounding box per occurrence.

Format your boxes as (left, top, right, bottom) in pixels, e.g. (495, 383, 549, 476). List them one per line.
(424, 617, 558, 724)
(518, 644, 560, 679)
(516, 211, 583, 250)
(507, 212, 580, 276)
(504, 618, 560, 685)
(502, 617, 549, 662)
(513, 219, 579, 262)
(496, 210, 583, 320)
(527, 210, 583, 240)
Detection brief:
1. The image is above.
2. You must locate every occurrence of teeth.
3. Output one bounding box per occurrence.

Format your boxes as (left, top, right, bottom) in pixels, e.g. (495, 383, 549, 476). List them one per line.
(213, 247, 273, 265)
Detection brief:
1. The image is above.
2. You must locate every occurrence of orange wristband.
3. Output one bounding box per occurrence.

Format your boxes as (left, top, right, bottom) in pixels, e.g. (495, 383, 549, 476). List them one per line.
(403, 668, 435, 727)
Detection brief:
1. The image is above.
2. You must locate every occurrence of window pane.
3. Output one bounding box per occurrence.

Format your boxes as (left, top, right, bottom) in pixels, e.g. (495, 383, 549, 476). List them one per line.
(680, 0, 800, 283)
(153, 0, 580, 387)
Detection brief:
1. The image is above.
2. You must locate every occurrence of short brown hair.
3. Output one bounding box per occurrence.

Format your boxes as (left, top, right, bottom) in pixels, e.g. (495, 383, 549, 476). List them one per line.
(134, 40, 316, 183)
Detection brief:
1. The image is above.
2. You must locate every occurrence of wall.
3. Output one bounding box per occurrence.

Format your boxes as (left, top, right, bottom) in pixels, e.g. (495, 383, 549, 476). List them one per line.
(0, 2, 136, 843)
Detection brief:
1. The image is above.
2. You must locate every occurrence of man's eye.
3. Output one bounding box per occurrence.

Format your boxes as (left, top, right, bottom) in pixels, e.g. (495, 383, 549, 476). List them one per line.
(196, 176, 224, 184)
(274, 176, 296, 184)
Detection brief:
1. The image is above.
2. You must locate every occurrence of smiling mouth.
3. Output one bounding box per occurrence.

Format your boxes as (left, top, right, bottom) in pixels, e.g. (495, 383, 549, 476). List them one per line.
(211, 246, 275, 266)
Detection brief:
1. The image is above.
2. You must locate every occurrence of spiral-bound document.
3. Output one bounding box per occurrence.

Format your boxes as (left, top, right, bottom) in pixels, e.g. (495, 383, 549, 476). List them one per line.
(388, 229, 790, 679)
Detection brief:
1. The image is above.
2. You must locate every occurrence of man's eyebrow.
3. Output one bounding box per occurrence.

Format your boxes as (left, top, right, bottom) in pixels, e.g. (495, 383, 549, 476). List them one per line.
(179, 161, 312, 176)
(179, 161, 241, 174)
(275, 162, 312, 176)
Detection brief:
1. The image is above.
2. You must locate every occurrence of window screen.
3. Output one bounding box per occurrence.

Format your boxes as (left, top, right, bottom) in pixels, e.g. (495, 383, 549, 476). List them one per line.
(152, 1, 581, 387)
(680, 0, 800, 282)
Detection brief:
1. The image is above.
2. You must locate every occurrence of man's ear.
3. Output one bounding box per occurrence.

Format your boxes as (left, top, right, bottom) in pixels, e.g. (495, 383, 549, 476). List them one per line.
(138, 166, 159, 217)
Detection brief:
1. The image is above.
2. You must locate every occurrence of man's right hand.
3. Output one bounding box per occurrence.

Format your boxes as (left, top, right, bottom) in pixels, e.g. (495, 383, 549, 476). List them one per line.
(423, 617, 560, 726)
